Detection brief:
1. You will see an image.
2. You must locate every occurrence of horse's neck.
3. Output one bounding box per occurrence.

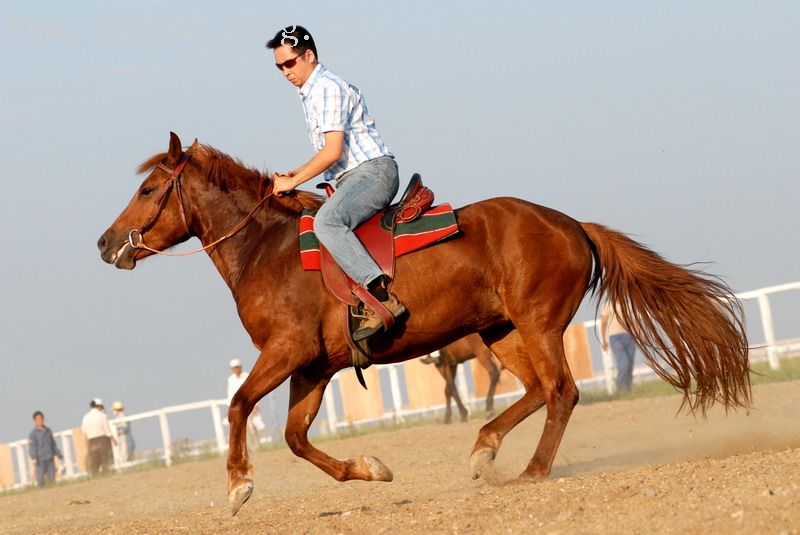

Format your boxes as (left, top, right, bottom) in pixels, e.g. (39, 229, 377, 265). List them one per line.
(187, 184, 293, 291)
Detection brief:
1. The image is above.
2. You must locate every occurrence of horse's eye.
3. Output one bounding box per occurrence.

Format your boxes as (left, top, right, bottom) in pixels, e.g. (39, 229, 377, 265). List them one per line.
(140, 187, 154, 197)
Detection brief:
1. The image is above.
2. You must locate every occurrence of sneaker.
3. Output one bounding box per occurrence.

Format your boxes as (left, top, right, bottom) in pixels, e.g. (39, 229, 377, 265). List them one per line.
(352, 294, 407, 342)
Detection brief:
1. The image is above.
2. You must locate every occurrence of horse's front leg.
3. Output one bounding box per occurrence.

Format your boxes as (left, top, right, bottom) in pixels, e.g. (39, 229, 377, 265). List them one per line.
(227, 348, 296, 515)
(285, 368, 394, 483)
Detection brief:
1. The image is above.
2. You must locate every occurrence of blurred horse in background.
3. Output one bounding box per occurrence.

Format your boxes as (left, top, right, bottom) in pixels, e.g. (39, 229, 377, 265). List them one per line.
(423, 334, 503, 423)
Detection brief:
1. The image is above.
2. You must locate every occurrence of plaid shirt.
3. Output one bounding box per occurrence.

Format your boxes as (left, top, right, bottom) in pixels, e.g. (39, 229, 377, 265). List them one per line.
(298, 63, 393, 181)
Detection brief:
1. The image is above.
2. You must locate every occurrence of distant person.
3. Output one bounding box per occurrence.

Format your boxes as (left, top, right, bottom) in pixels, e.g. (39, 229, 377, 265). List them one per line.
(112, 401, 135, 463)
(226, 359, 263, 449)
(600, 299, 638, 393)
(28, 411, 63, 487)
(227, 358, 250, 404)
(81, 398, 116, 475)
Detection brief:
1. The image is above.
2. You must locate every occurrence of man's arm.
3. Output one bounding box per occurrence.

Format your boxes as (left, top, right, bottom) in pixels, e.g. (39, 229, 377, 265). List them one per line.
(273, 131, 344, 194)
(50, 429, 62, 460)
(28, 431, 37, 463)
(600, 313, 610, 352)
(103, 418, 117, 445)
(227, 380, 234, 404)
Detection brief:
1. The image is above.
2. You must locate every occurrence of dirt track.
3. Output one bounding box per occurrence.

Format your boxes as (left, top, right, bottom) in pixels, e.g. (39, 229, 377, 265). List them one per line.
(3, 380, 800, 535)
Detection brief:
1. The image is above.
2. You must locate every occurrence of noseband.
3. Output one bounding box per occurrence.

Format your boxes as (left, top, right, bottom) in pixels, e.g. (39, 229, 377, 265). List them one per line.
(127, 151, 274, 257)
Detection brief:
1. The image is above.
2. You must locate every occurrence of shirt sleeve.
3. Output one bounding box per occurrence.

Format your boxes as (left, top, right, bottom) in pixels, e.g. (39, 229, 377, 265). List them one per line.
(317, 81, 352, 133)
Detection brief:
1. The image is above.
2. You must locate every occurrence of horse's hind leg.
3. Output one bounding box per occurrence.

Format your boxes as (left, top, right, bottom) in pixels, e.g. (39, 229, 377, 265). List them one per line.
(284, 369, 394, 483)
(470, 328, 545, 480)
(516, 327, 579, 480)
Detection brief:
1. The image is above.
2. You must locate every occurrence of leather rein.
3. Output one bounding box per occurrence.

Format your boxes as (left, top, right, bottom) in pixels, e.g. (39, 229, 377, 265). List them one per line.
(127, 151, 274, 257)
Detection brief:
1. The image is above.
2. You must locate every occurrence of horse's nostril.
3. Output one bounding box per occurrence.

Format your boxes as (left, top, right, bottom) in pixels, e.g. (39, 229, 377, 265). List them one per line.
(97, 234, 107, 251)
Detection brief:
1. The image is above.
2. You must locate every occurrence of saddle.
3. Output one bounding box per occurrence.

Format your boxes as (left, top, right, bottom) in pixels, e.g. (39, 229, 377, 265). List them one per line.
(313, 174, 439, 387)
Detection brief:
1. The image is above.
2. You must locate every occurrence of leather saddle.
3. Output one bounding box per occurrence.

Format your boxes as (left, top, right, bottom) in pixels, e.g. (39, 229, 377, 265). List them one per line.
(315, 174, 434, 386)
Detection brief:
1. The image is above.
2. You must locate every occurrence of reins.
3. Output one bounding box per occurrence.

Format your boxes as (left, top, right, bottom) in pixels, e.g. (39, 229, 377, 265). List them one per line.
(127, 151, 274, 257)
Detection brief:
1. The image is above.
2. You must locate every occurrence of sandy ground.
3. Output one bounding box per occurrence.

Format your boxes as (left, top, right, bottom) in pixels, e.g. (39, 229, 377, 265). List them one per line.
(2, 380, 800, 535)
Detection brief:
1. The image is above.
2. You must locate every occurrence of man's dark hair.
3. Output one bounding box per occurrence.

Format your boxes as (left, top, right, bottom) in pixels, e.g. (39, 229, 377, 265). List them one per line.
(266, 25, 318, 60)
(32, 411, 43, 420)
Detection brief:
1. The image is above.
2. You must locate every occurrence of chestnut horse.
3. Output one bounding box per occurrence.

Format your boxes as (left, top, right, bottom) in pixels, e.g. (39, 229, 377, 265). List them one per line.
(98, 133, 750, 515)
(425, 334, 503, 423)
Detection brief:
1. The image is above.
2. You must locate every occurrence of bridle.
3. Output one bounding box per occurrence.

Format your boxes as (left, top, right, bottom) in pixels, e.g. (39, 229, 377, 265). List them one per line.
(127, 150, 274, 257)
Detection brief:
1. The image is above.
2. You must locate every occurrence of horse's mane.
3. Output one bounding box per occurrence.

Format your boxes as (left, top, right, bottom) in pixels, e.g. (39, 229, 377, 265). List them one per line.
(137, 144, 324, 213)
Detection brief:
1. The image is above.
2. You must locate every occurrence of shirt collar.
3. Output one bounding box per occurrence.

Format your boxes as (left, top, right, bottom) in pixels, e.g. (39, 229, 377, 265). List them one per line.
(298, 63, 325, 98)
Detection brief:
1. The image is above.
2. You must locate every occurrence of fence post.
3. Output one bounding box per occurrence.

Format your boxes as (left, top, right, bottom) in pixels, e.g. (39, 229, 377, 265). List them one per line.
(387, 364, 405, 424)
(324, 379, 338, 435)
(60, 433, 75, 477)
(601, 348, 616, 395)
(13, 443, 28, 487)
(109, 422, 120, 468)
(211, 402, 226, 454)
(158, 411, 172, 466)
(757, 293, 780, 370)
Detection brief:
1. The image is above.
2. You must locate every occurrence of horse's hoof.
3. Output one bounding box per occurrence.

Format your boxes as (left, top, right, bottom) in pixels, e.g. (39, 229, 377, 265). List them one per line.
(459, 412, 469, 423)
(470, 448, 496, 480)
(228, 479, 254, 516)
(518, 469, 548, 482)
(358, 456, 394, 482)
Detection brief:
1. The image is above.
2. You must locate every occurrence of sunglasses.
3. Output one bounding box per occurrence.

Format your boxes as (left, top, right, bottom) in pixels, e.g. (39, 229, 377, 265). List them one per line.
(275, 52, 306, 71)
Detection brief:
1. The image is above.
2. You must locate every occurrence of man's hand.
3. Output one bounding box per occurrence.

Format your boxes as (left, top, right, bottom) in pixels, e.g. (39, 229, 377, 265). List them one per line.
(601, 341, 609, 352)
(272, 172, 297, 196)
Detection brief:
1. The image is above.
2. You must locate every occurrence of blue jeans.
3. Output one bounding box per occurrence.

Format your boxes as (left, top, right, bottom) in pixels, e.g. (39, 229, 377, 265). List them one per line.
(35, 458, 55, 487)
(314, 157, 399, 286)
(610, 333, 636, 393)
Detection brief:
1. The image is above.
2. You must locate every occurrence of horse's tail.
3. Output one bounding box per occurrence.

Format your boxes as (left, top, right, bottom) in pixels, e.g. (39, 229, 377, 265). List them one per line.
(580, 222, 751, 413)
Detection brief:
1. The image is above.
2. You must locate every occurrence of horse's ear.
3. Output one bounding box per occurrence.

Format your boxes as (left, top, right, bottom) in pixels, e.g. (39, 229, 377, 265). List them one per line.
(189, 138, 199, 152)
(167, 131, 182, 164)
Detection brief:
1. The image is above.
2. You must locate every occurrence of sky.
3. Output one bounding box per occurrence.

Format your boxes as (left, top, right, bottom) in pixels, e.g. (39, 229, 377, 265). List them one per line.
(1, 1, 798, 444)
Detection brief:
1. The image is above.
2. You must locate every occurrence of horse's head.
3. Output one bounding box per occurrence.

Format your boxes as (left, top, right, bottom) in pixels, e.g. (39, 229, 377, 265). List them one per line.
(98, 132, 196, 270)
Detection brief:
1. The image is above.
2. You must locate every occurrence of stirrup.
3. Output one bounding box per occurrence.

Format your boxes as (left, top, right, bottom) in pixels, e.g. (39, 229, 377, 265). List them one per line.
(353, 320, 385, 342)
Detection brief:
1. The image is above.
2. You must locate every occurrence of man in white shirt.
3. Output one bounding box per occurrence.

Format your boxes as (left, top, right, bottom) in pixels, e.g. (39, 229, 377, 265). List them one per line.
(226, 359, 261, 450)
(227, 358, 249, 404)
(81, 398, 116, 475)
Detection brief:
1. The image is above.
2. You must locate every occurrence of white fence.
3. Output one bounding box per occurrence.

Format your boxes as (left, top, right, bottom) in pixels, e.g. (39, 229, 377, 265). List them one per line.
(3, 279, 798, 491)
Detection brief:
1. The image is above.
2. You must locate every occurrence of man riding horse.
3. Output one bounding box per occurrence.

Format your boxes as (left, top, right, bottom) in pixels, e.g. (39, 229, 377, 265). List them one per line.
(268, 25, 405, 342)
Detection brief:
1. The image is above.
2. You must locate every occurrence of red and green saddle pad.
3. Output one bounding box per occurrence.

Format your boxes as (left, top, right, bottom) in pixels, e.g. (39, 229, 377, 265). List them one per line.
(299, 204, 460, 271)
